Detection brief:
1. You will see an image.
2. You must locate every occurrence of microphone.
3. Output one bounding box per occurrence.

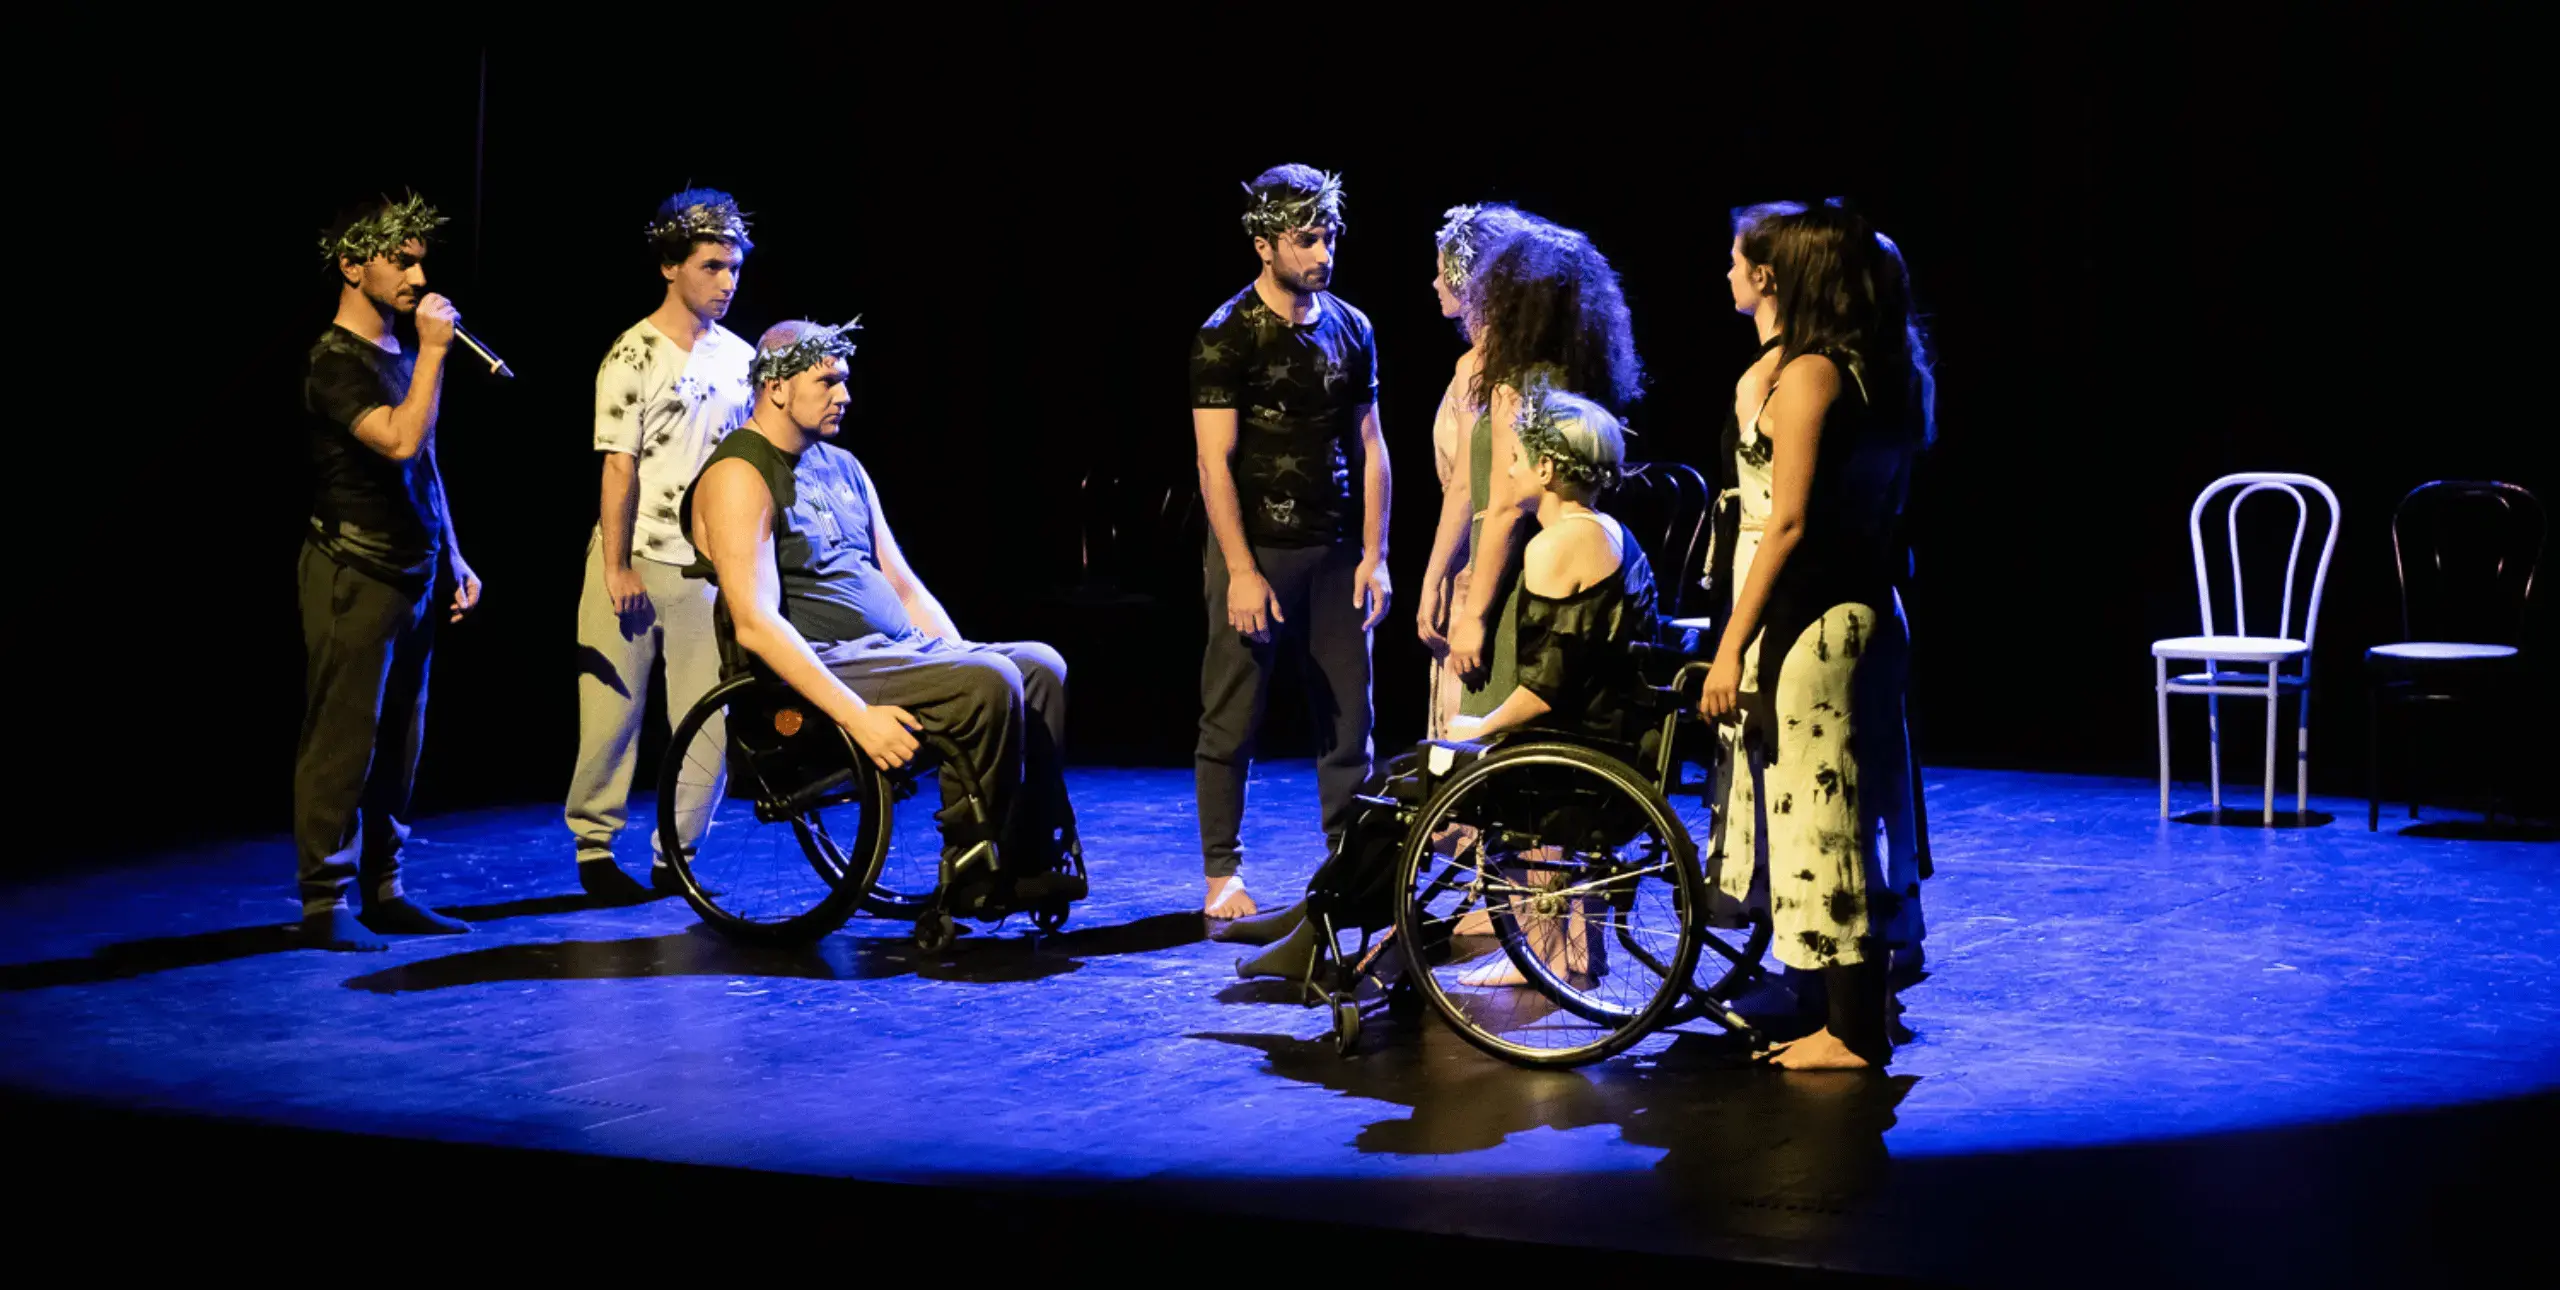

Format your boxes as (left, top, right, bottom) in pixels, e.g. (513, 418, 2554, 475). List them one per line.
(453, 322, 515, 379)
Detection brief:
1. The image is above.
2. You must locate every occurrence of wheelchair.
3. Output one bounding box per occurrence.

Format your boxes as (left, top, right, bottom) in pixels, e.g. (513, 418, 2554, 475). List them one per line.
(1261, 658, 1776, 1068)
(653, 671, 1088, 952)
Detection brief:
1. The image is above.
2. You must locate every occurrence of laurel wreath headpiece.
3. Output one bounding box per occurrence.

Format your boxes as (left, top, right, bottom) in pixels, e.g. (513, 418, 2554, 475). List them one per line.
(647, 195, 753, 250)
(1514, 379, 1627, 491)
(1434, 204, 1485, 290)
(320, 192, 446, 264)
(1240, 171, 1347, 241)
(751, 318, 863, 386)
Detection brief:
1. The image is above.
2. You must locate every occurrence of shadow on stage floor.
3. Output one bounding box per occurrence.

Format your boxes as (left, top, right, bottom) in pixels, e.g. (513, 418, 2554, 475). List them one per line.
(337, 911, 1207, 992)
(0, 922, 308, 991)
(0, 909, 1209, 994)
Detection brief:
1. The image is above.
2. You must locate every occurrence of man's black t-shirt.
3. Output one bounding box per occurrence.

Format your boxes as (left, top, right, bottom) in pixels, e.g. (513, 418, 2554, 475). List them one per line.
(1189, 283, 1379, 548)
(303, 326, 445, 582)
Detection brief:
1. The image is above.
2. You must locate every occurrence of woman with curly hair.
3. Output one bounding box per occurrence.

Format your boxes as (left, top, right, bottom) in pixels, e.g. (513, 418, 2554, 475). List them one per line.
(1700, 200, 1934, 1070)
(1431, 223, 1641, 984)
(1441, 223, 1644, 715)
(1417, 203, 1543, 739)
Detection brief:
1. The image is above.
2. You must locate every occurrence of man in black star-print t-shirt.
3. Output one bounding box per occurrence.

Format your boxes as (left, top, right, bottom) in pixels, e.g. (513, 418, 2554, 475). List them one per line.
(1190, 281, 1377, 544)
(1188, 163, 1391, 922)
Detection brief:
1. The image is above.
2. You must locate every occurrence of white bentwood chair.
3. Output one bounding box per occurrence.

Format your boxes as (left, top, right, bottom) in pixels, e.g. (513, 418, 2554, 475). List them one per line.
(2152, 472, 2342, 824)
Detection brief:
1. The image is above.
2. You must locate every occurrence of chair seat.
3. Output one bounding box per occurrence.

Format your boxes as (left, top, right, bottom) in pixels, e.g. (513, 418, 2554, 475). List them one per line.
(2152, 635, 2306, 662)
(2171, 669, 2304, 689)
(2366, 641, 2518, 664)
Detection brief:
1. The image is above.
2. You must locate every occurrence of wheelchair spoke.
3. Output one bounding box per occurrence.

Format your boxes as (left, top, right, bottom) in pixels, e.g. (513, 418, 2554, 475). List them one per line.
(863, 764, 946, 916)
(1397, 747, 1707, 1066)
(652, 687, 879, 940)
(791, 815, 849, 888)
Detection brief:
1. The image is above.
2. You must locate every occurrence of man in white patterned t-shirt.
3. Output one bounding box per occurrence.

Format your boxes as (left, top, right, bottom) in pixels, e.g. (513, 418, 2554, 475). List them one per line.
(568, 188, 758, 899)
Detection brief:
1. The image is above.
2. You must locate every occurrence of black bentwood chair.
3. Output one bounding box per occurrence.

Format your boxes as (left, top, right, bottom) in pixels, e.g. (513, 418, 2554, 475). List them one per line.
(2365, 481, 2547, 830)
(1605, 460, 1712, 626)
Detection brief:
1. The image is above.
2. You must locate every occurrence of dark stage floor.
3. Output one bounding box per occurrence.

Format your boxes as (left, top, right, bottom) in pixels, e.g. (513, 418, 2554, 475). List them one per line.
(4, 765, 2554, 1284)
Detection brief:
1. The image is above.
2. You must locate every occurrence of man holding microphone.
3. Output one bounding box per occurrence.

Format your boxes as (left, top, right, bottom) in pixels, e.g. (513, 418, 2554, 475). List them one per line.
(293, 193, 482, 950)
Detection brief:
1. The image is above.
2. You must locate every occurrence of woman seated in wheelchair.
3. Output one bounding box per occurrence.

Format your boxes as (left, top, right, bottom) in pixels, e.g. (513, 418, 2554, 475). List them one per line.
(1226, 384, 1653, 987)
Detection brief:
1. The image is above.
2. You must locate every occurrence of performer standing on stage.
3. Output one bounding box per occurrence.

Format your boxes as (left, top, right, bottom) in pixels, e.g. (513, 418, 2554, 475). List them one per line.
(293, 194, 482, 951)
(683, 321, 1079, 890)
(1418, 203, 1541, 739)
(1189, 165, 1390, 920)
(1699, 200, 1934, 1070)
(1708, 203, 1931, 999)
(1231, 385, 1652, 979)
(1442, 223, 1644, 708)
(567, 190, 758, 900)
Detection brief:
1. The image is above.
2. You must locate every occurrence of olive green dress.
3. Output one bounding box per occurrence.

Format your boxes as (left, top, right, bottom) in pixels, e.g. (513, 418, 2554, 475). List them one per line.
(1458, 407, 1522, 719)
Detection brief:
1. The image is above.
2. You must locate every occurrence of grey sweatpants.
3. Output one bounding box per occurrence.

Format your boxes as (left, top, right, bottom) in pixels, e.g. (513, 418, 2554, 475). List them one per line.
(292, 541, 433, 917)
(813, 636, 1073, 866)
(1195, 540, 1376, 878)
(564, 534, 725, 869)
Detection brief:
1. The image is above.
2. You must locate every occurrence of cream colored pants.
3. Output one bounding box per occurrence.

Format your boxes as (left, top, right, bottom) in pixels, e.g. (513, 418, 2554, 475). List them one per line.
(565, 532, 725, 867)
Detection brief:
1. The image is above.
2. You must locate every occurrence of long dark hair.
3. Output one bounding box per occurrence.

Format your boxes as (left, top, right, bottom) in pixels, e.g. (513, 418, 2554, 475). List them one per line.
(1463, 223, 1643, 414)
(1734, 199, 1935, 445)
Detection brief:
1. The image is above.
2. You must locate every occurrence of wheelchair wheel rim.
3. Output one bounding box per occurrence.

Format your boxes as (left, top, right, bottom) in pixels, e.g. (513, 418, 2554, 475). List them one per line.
(656, 676, 884, 942)
(1395, 743, 1705, 1067)
(859, 762, 945, 917)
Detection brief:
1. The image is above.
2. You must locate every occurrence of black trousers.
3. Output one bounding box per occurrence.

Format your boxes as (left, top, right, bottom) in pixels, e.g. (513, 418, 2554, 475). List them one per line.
(1195, 540, 1374, 878)
(814, 636, 1075, 866)
(291, 542, 435, 916)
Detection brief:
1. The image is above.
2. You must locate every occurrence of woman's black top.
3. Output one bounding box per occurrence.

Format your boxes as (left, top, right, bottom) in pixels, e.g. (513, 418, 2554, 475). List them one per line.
(1516, 515, 1659, 747)
(1751, 347, 1920, 730)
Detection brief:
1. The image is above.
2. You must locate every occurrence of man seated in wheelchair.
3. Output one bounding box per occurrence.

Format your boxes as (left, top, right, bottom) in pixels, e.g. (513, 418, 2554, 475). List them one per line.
(681, 319, 1079, 900)
(1227, 384, 1656, 981)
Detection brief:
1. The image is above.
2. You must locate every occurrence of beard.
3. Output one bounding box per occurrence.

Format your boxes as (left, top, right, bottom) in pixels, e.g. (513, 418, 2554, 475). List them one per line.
(1276, 261, 1331, 294)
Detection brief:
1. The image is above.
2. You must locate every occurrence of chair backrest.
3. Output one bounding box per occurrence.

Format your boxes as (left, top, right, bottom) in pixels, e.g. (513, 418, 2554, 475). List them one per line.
(2186, 471, 2342, 650)
(1653, 461, 1713, 619)
(1074, 469, 1122, 585)
(1071, 469, 1201, 600)
(2391, 480, 2545, 648)
(1609, 461, 1710, 620)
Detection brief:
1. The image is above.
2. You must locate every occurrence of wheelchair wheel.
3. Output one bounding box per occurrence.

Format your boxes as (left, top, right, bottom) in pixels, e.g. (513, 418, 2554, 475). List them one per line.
(1393, 742, 1704, 1068)
(1667, 781, 1778, 1010)
(656, 675, 886, 944)
(858, 761, 948, 919)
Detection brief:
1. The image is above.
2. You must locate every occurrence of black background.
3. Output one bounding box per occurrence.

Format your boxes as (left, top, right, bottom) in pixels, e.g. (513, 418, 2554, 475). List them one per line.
(56, 10, 2554, 859)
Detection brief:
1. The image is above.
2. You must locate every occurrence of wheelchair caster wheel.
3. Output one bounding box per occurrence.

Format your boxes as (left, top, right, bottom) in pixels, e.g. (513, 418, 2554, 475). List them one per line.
(1331, 1000, 1362, 1055)
(915, 912, 956, 953)
(1031, 898, 1071, 933)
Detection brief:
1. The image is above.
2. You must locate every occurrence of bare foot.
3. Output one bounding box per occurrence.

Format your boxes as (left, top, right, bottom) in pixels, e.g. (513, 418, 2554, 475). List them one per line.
(1205, 875, 1258, 919)
(1457, 954, 1528, 987)
(1768, 1027, 1876, 1071)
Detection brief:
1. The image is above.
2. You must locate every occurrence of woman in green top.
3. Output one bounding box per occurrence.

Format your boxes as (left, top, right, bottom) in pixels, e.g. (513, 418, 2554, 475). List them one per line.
(1442, 223, 1646, 713)
(1419, 204, 1542, 737)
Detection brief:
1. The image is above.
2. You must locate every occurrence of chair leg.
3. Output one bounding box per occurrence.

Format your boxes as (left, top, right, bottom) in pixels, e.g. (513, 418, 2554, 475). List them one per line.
(2156, 658, 2171, 818)
(2262, 673, 2279, 825)
(2296, 685, 2311, 817)
(2366, 687, 2381, 832)
(2481, 695, 2503, 825)
(2408, 701, 2421, 820)
(2208, 691, 2224, 811)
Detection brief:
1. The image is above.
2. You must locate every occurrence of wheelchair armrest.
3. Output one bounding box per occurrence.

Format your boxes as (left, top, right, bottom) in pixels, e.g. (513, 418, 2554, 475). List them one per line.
(1416, 732, 1559, 778)
(1420, 737, 1490, 780)
(1667, 660, 1715, 705)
